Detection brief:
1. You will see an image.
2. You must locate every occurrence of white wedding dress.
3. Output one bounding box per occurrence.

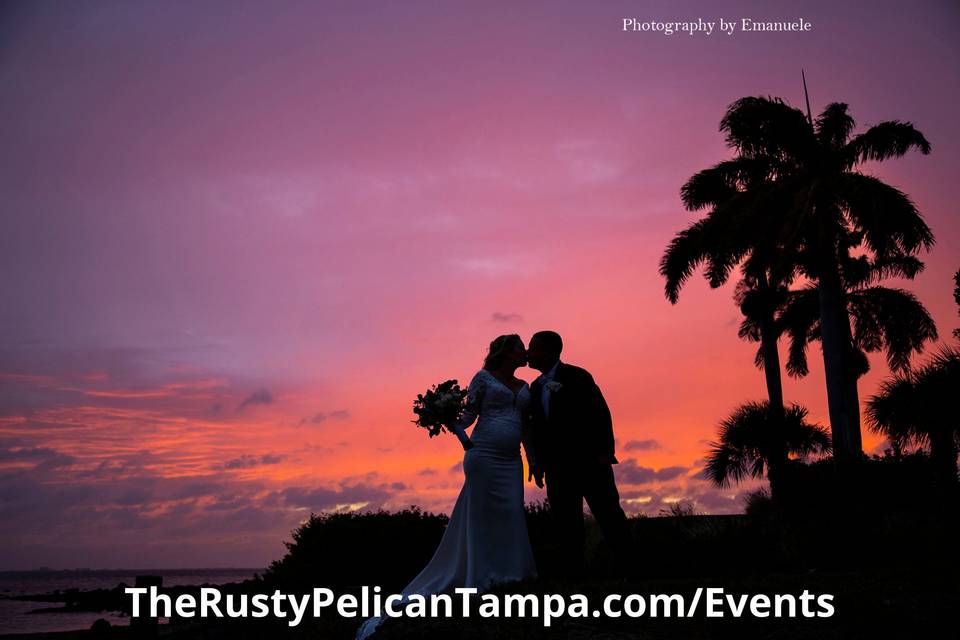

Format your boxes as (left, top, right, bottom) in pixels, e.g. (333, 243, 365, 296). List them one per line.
(355, 369, 538, 639)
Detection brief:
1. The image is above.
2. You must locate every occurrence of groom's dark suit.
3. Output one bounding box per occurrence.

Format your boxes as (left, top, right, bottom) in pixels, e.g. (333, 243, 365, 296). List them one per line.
(528, 361, 633, 576)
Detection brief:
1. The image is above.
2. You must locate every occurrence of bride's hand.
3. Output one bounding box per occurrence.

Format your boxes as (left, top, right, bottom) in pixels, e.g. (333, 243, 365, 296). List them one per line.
(448, 423, 474, 450)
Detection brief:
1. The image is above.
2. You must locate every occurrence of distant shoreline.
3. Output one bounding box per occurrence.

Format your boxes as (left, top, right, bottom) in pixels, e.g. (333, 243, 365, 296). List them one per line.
(0, 570, 264, 637)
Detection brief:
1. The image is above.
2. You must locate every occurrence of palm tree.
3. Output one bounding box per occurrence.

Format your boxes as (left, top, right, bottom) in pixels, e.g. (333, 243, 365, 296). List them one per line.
(704, 97, 934, 464)
(704, 401, 831, 494)
(661, 153, 798, 494)
(866, 346, 960, 490)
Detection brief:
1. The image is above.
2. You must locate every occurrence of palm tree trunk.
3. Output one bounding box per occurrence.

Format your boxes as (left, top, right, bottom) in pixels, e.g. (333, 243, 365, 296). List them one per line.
(759, 315, 788, 501)
(842, 357, 864, 456)
(754, 271, 788, 501)
(817, 256, 862, 465)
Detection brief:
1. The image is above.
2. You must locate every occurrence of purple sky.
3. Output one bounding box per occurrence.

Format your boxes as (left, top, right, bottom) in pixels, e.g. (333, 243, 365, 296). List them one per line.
(1, 0, 958, 569)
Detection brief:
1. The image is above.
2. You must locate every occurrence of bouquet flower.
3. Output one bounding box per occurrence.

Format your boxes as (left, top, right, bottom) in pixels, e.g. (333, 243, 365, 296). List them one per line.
(412, 379, 473, 449)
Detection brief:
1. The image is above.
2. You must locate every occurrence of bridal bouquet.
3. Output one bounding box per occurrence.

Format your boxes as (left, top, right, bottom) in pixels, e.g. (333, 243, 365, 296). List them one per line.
(412, 379, 472, 449)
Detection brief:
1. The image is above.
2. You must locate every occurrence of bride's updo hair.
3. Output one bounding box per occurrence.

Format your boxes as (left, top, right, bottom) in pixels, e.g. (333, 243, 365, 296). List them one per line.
(483, 334, 523, 370)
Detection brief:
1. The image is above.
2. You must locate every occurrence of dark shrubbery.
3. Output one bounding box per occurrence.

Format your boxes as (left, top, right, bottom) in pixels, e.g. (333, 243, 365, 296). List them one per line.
(260, 452, 958, 598)
(741, 450, 958, 571)
(261, 506, 449, 593)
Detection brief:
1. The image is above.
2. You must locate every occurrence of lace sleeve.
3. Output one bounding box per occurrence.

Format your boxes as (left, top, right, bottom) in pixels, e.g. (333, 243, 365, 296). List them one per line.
(450, 371, 485, 450)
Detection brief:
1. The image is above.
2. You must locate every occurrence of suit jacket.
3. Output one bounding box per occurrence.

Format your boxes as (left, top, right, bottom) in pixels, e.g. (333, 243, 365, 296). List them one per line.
(528, 361, 618, 469)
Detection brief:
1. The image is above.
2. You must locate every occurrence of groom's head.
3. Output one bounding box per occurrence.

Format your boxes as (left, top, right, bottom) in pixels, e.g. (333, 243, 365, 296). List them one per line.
(527, 331, 562, 372)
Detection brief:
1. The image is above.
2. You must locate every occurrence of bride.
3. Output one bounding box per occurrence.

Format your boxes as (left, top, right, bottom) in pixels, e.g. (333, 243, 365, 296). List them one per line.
(355, 334, 538, 639)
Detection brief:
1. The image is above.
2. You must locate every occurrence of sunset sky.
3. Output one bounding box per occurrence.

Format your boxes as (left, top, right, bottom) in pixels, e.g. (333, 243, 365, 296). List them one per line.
(1, 0, 958, 570)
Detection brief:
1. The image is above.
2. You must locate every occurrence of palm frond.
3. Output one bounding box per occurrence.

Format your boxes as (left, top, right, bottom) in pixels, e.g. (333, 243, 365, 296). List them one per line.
(815, 102, 855, 149)
(864, 254, 925, 283)
(847, 286, 938, 372)
(834, 172, 935, 257)
(866, 345, 960, 448)
(720, 96, 816, 163)
(776, 286, 820, 377)
(659, 218, 712, 303)
(844, 120, 931, 166)
(680, 157, 775, 210)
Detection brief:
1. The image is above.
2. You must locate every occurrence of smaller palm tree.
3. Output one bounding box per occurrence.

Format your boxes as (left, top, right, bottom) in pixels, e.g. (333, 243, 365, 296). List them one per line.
(866, 346, 960, 489)
(705, 401, 831, 499)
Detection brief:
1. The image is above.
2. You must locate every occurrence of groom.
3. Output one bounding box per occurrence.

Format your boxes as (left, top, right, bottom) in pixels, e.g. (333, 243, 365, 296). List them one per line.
(526, 330, 634, 577)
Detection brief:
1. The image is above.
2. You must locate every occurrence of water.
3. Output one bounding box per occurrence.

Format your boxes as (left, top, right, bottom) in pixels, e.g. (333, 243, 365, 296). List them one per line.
(0, 568, 261, 636)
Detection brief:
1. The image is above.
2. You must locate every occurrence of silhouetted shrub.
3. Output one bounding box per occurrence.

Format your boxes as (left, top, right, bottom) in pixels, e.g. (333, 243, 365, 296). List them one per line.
(744, 487, 773, 516)
(261, 506, 449, 592)
(260, 453, 958, 595)
(756, 451, 958, 570)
